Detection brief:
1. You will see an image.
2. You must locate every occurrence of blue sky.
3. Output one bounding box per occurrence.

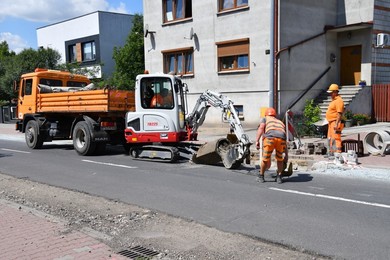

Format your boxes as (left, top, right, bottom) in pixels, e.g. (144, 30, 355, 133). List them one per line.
(0, 0, 143, 53)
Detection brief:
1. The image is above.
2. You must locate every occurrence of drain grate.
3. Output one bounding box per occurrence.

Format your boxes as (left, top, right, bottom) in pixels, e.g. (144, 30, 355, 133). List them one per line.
(117, 245, 159, 259)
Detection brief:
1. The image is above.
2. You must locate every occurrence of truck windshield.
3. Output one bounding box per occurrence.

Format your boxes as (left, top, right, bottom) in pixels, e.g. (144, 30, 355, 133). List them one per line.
(141, 77, 174, 109)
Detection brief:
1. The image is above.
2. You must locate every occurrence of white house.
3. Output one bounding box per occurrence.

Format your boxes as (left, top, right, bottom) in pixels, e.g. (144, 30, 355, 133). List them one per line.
(37, 11, 134, 78)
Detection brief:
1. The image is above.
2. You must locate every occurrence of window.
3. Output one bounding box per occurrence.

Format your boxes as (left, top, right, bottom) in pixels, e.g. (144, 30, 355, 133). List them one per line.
(82, 41, 96, 61)
(219, 0, 248, 12)
(163, 0, 192, 23)
(40, 79, 62, 86)
(140, 77, 174, 109)
(162, 48, 194, 75)
(67, 81, 88, 87)
(65, 35, 99, 64)
(68, 44, 77, 63)
(23, 79, 33, 96)
(217, 38, 249, 72)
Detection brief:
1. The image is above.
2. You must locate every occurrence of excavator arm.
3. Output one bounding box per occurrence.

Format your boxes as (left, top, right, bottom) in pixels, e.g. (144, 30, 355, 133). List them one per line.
(187, 90, 252, 169)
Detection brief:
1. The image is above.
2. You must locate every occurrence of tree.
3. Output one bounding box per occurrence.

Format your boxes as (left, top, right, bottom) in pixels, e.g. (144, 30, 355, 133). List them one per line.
(111, 14, 145, 90)
(0, 46, 61, 102)
(0, 41, 16, 58)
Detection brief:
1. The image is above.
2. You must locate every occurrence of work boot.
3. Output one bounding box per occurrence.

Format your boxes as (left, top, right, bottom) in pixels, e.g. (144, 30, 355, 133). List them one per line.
(257, 175, 265, 183)
(276, 174, 283, 184)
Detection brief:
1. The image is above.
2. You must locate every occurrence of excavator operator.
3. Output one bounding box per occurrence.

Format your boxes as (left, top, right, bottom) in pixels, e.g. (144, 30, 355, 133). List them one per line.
(255, 107, 288, 184)
(150, 88, 173, 108)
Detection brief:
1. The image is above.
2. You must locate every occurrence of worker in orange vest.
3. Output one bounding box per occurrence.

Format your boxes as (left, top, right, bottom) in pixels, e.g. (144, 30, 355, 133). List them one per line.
(325, 84, 344, 157)
(150, 88, 173, 108)
(255, 107, 288, 184)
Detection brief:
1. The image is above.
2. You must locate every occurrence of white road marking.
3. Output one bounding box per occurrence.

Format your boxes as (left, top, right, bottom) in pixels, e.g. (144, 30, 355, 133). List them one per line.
(1, 148, 30, 154)
(82, 159, 137, 169)
(269, 187, 390, 209)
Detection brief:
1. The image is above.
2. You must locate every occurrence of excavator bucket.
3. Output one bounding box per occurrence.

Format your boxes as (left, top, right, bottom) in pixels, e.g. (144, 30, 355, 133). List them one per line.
(218, 145, 242, 169)
(192, 137, 243, 169)
(191, 139, 223, 165)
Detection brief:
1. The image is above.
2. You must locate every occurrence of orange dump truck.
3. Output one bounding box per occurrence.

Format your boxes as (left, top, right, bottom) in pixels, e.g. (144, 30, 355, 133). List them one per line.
(15, 68, 135, 155)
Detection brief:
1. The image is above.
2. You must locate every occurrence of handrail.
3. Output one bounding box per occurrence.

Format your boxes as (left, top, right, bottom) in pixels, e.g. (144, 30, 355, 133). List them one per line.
(287, 66, 331, 110)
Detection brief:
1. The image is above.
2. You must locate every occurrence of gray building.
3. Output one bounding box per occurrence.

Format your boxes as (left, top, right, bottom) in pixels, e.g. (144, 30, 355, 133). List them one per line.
(37, 11, 134, 78)
(143, 0, 390, 126)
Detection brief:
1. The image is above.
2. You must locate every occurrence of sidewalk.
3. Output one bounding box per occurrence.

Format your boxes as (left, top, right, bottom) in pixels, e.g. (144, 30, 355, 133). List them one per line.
(197, 122, 390, 169)
(0, 199, 127, 260)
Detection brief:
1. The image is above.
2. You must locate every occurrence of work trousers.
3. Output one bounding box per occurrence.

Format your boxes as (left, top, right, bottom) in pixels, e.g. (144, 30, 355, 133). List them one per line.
(327, 120, 343, 153)
(262, 137, 286, 162)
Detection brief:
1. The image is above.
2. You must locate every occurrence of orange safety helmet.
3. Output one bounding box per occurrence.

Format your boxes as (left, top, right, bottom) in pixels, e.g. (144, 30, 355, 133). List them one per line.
(327, 84, 339, 93)
(265, 107, 276, 116)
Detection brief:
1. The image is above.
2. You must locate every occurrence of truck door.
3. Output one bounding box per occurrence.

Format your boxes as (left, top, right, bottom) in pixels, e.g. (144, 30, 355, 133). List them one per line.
(18, 78, 36, 119)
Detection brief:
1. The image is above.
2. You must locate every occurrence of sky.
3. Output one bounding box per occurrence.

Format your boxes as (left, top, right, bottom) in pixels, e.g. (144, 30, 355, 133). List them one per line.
(0, 0, 143, 54)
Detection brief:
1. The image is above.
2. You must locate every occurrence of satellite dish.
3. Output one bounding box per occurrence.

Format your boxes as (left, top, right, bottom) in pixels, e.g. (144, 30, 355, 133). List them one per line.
(185, 27, 194, 40)
(144, 24, 149, 38)
(144, 24, 155, 38)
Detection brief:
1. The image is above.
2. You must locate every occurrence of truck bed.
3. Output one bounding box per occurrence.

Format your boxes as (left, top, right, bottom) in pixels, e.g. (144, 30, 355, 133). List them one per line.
(37, 89, 135, 113)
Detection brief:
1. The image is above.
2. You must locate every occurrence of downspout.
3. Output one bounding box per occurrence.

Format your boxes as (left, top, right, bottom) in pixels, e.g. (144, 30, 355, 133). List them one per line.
(273, 0, 279, 113)
(269, 0, 275, 108)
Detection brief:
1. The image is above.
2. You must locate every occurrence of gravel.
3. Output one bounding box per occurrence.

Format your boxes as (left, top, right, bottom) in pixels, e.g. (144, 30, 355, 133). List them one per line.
(0, 172, 327, 260)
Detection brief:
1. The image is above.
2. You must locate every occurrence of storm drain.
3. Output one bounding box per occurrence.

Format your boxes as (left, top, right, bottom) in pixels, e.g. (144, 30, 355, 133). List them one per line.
(117, 245, 159, 259)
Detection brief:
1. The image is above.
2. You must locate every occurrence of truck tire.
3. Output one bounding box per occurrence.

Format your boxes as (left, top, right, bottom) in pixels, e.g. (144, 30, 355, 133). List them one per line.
(25, 120, 44, 149)
(73, 121, 96, 156)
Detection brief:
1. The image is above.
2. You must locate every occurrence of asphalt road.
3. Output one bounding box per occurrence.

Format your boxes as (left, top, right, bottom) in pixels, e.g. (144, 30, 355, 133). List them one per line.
(0, 138, 389, 260)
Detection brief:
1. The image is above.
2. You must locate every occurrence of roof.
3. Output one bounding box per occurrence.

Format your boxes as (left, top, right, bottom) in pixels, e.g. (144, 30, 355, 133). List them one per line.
(36, 11, 134, 30)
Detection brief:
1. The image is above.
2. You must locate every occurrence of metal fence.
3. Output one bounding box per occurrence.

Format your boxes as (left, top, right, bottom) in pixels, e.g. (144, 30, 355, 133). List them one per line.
(372, 84, 390, 122)
(0, 105, 17, 123)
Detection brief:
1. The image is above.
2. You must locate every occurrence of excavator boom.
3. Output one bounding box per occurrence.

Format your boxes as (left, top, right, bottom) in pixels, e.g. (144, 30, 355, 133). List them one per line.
(187, 90, 252, 169)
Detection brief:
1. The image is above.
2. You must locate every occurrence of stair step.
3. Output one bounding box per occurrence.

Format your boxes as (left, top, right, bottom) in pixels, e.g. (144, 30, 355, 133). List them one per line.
(315, 85, 364, 118)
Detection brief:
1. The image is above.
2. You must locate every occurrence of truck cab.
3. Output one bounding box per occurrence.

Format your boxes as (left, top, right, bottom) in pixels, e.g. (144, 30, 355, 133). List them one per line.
(17, 68, 90, 121)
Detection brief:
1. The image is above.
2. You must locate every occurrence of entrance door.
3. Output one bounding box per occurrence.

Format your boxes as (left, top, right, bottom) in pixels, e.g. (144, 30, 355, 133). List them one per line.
(340, 45, 362, 85)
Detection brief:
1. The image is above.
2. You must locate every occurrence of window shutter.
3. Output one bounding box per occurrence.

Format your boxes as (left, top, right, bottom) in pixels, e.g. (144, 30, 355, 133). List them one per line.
(217, 39, 249, 57)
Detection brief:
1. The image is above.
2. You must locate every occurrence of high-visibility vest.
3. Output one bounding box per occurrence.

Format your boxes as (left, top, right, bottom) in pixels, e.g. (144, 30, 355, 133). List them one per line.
(265, 116, 286, 134)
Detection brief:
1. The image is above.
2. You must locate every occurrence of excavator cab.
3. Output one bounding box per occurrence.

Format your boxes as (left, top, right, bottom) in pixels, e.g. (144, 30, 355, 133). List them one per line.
(125, 74, 188, 144)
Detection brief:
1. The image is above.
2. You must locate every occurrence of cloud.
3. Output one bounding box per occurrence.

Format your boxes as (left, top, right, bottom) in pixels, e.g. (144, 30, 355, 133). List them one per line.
(0, 0, 129, 23)
(0, 32, 29, 54)
(109, 2, 129, 14)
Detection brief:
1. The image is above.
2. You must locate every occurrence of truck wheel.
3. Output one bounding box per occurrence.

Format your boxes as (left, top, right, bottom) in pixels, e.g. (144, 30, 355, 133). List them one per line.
(73, 121, 96, 156)
(25, 120, 44, 149)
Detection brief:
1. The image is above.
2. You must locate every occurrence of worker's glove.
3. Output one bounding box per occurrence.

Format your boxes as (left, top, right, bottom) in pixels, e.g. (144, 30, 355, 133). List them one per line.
(256, 141, 260, 150)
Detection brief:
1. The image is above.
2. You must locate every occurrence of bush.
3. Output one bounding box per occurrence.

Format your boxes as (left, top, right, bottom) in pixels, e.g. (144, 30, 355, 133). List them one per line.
(343, 110, 353, 120)
(0, 100, 9, 106)
(303, 99, 321, 125)
(352, 113, 370, 125)
(294, 100, 321, 137)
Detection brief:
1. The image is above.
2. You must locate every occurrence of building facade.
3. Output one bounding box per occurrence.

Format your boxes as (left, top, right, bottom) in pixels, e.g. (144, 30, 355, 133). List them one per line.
(37, 11, 134, 78)
(143, 0, 390, 126)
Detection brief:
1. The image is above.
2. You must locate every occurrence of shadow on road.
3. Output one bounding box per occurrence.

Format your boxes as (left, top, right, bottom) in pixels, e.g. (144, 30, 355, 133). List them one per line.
(282, 173, 313, 183)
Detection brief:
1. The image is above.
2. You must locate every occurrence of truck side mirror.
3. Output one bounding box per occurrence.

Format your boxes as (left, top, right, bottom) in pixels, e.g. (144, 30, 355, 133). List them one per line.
(13, 80, 19, 93)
